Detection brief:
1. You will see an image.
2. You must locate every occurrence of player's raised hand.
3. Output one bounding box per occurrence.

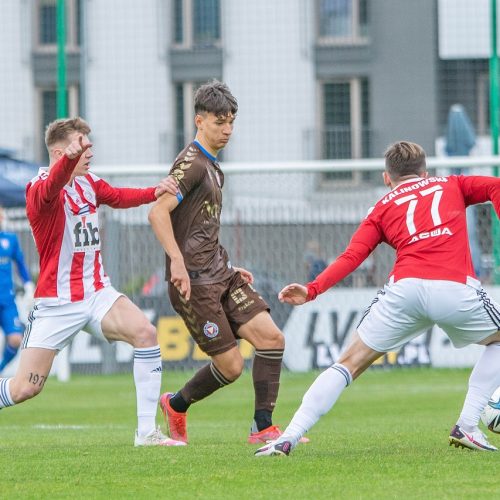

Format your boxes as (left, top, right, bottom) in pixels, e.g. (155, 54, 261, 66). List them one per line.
(65, 135, 92, 160)
(170, 258, 191, 301)
(233, 266, 254, 284)
(278, 283, 308, 305)
(155, 175, 179, 199)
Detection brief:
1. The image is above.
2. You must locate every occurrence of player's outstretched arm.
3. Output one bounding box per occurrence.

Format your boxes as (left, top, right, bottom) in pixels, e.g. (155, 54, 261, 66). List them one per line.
(278, 283, 308, 305)
(93, 175, 179, 209)
(148, 193, 191, 301)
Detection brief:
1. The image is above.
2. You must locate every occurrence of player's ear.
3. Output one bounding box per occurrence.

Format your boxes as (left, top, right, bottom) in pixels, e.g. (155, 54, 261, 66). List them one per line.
(382, 171, 392, 187)
(51, 147, 63, 159)
(195, 114, 204, 130)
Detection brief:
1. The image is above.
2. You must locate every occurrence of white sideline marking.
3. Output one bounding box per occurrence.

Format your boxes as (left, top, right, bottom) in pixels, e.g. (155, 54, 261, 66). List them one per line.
(32, 424, 129, 430)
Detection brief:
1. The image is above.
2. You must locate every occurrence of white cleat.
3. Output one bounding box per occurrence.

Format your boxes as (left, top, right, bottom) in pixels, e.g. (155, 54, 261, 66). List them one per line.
(254, 439, 294, 457)
(134, 426, 187, 447)
(449, 424, 497, 452)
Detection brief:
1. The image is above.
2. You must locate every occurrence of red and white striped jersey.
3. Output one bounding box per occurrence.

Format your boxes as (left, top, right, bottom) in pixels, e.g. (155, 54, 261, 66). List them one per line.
(307, 175, 500, 300)
(26, 155, 156, 305)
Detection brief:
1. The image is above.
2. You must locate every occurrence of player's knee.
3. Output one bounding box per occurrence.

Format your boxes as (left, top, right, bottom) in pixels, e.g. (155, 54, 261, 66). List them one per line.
(256, 328, 285, 350)
(218, 355, 244, 381)
(269, 329, 285, 349)
(133, 321, 157, 348)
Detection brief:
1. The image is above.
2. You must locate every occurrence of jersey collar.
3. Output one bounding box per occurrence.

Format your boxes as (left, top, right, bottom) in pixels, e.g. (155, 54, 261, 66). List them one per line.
(194, 140, 217, 163)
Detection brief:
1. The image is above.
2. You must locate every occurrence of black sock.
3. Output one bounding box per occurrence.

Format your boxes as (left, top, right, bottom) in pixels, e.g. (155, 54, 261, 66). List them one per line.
(254, 409, 273, 431)
(169, 391, 190, 413)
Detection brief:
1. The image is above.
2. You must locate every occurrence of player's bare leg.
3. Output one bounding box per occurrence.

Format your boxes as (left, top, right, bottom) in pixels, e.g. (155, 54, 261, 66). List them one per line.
(0, 347, 56, 409)
(255, 332, 383, 456)
(237, 311, 287, 442)
(450, 333, 500, 452)
(101, 296, 185, 446)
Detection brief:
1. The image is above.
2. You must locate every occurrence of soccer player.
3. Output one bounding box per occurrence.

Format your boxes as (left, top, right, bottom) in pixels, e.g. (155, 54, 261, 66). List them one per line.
(255, 140, 500, 456)
(0, 117, 185, 447)
(0, 206, 34, 373)
(149, 80, 293, 444)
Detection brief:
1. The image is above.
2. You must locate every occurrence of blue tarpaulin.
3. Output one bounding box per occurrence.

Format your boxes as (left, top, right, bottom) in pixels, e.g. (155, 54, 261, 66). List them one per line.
(0, 149, 39, 207)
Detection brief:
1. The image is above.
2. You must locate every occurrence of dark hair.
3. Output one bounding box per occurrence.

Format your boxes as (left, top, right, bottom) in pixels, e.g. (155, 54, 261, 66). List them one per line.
(194, 80, 238, 117)
(384, 141, 426, 180)
(45, 117, 91, 148)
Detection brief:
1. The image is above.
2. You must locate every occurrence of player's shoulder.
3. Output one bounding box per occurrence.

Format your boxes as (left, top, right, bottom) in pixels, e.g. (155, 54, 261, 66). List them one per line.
(170, 142, 207, 180)
(173, 143, 205, 167)
(27, 168, 49, 190)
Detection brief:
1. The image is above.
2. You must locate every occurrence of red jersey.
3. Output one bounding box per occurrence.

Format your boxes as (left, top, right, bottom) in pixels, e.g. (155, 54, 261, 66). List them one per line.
(26, 155, 156, 304)
(307, 175, 500, 300)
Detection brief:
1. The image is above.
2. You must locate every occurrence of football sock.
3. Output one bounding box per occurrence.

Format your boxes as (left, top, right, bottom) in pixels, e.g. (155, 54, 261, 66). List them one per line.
(281, 363, 352, 446)
(252, 409, 273, 432)
(457, 342, 500, 432)
(169, 391, 190, 413)
(133, 346, 162, 437)
(0, 344, 19, 371)
(0, 378, 15, 409)
(252, 348, 284, 430)
(179, 362, 232, 406)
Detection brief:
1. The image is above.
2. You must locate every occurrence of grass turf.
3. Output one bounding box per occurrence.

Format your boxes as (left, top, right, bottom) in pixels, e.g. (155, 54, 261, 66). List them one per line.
(1, 368, 499, 499)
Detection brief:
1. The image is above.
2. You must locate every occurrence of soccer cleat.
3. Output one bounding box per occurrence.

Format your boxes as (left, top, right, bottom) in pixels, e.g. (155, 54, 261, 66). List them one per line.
(134, 426, 186, 447)
(247, 424, 310, 444)
(448, 424, 497, 451)
(254, 439, 294, 457)
(159, 392, 188, 443)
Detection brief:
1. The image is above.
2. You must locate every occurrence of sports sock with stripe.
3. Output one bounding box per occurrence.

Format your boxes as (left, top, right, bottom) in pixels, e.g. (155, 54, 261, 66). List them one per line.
(133, 346, 162, 437)
(457, 342, 500, 432)
(252, 348, 284, 431)
(0, 378, 15, 409)
(177, 362, 233, 408)
(280, 363, 353, 446)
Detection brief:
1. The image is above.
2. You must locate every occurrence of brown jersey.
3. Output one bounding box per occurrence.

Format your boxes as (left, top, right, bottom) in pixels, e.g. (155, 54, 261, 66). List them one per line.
(165, 141, 234, 285)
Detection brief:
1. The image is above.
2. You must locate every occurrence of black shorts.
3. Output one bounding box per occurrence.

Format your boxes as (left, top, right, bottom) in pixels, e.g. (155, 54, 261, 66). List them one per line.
(168, 272, 270, 356)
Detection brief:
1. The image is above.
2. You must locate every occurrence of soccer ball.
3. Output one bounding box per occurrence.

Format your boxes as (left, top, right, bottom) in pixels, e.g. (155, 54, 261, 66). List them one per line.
(481, 386, 500, 433)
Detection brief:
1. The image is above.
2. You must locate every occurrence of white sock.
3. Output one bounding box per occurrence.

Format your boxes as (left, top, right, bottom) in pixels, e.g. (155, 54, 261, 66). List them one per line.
(281, 363, 352, 446)
(0, 378, 15, 408)
(457, 343, 500, 432)
(133, 346, 162, 437)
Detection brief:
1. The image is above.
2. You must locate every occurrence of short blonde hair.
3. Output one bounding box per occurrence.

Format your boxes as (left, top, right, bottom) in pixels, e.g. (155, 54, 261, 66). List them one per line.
(384, 141, 426, 181)
(45, 117, 91, 149)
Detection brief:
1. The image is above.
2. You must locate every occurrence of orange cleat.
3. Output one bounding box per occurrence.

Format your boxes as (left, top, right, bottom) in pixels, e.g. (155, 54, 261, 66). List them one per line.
(159, 392, 188, 443)
(247, 424, 310, 444)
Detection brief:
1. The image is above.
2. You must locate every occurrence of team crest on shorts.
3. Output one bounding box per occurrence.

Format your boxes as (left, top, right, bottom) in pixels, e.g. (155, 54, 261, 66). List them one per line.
(203, 321, 219, 338)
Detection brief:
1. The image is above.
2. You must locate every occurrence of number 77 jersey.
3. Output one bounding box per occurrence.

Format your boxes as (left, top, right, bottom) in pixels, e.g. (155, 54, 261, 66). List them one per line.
(307, 174, 500, 300)
(365, 174, 500, 283)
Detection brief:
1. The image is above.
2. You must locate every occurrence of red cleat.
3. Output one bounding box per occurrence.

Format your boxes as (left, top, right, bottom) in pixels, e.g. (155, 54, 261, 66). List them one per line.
(159, 392, 188, 443)
(247, 424, 310, 444)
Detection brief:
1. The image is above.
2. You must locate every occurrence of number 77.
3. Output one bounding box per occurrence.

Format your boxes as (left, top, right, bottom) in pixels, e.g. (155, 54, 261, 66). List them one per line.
(394, 185, 443, 236)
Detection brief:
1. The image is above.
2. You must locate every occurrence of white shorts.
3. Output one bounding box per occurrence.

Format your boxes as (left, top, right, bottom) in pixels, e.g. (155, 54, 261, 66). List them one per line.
(357, 277, 500, 352)
(22, 287, 123, 351)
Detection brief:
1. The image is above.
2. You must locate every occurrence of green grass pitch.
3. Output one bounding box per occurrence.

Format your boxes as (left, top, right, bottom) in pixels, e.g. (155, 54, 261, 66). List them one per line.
(1, 368, 499, 499)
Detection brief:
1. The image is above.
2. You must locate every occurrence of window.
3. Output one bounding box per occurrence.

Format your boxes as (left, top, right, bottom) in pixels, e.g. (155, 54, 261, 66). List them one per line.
(172, 0, 221, 48)
(321, 78, 370, 181)
(36, 0, 81, 50)
(318, 0, 368, 43)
